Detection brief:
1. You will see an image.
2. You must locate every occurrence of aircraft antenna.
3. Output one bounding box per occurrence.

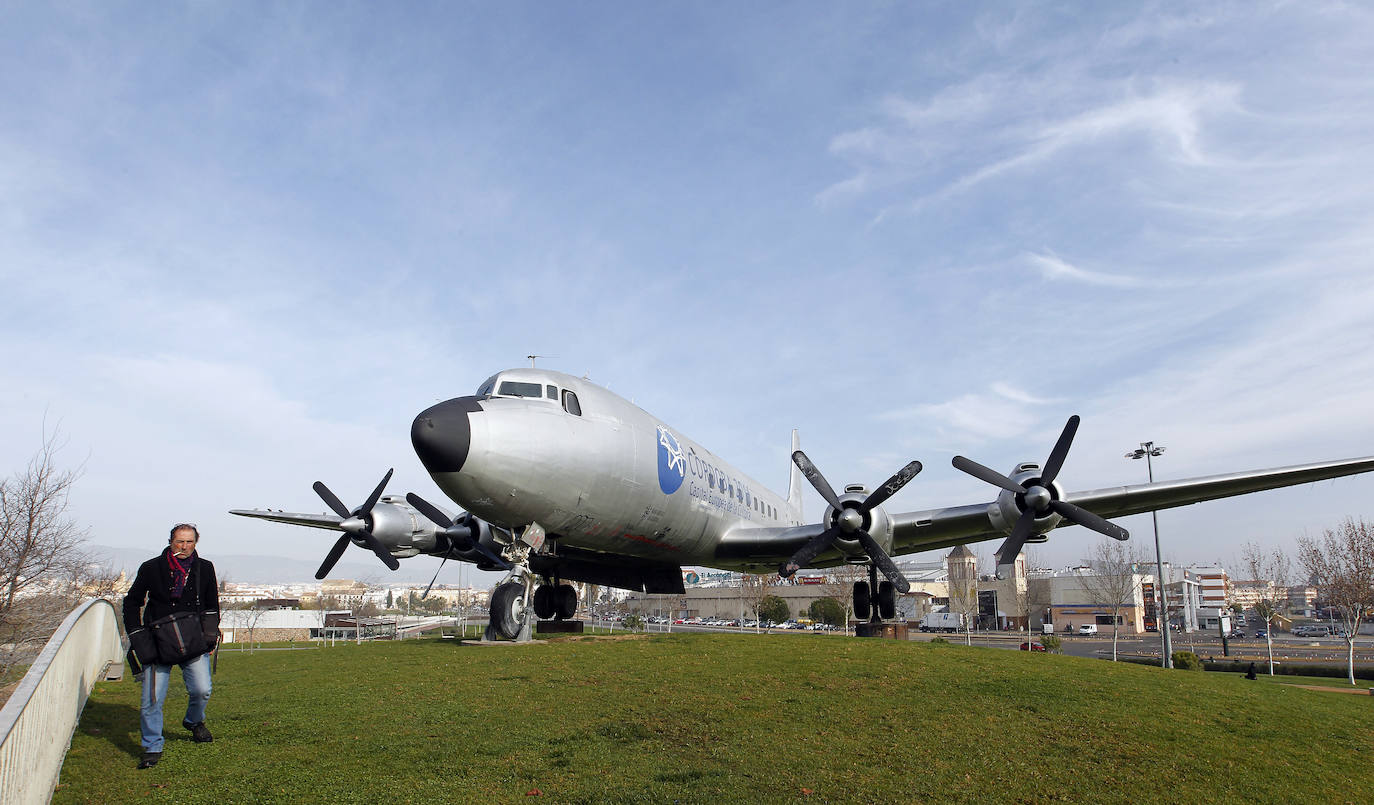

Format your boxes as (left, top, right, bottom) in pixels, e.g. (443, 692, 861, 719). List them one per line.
(527, 355, 558, 368)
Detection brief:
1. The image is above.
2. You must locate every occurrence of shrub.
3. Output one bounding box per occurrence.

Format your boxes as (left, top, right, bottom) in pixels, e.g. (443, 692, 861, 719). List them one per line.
(1202, 659, 1374, 681)
(758, 595, 790, 625)
(1039, 635, 1062, 654)
(1172, 651, 1202, 670)
(928, 636, 948, 644)
(621, 613, 643, 632)
(808, 597, 846, 627)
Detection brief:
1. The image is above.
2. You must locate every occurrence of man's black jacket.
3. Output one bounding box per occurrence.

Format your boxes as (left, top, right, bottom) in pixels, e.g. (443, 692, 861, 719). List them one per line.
(122, 550, 221, 639)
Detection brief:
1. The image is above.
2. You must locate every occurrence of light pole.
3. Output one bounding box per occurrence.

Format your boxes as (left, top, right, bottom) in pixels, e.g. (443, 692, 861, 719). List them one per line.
(1126, 441, 1173, 669)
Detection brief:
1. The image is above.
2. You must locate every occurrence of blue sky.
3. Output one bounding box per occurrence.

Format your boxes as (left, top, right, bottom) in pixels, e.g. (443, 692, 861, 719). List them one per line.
(3, 2, 1373, 582)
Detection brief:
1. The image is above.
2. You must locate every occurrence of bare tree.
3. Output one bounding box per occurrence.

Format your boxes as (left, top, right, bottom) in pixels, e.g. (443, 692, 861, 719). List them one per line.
(946, 550, 980, 646)
(828, 563, 868, 634)
(1241, 542, 1291, 676)
(1298, 518, 1374, 686)
(1076, 538, 1145, 662)
(1009, 550, 1049, 650)
(740, 573, 772, 632)
(1, 429, 115, 679)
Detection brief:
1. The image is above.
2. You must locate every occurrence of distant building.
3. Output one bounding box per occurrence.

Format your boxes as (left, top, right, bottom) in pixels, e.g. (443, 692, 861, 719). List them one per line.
(1187, 564, 1232, 630)
(220, 609, 324, 643)
(1230, 579, 1277, 611)
(1287, 585, 1318, 616)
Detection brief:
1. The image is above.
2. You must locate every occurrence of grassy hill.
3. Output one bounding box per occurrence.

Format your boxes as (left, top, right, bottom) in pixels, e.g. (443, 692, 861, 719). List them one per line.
(56, 633, 1373, 804)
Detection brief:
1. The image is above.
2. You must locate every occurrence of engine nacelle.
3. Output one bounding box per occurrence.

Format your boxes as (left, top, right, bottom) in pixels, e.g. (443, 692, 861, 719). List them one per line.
(823, 484, 896, 561)
(985, 463, 1064, 541)
(352, 496, 507, 571)
(364, 498, 436, 557)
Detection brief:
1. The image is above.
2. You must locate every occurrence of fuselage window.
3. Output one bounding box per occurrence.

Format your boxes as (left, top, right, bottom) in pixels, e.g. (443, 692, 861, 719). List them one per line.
(561, 389, 582, 416)
(498, 381, 543, 398)
(546, 384, 557, 399)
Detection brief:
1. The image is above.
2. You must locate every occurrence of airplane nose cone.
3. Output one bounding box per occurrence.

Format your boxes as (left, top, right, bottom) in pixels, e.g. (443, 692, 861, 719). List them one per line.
(411, 397, 482, 474)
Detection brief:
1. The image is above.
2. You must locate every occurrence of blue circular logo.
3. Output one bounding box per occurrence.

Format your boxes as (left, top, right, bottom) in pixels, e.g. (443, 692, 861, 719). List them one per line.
(656, 426, 686, 495)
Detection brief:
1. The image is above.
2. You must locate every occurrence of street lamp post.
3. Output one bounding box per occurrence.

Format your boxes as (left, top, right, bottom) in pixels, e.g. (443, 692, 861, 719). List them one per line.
(1126, 441, 1173, 669)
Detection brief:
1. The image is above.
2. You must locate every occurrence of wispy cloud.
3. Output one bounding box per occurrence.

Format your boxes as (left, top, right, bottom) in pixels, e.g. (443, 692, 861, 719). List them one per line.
(1025, 252, 1149, 288)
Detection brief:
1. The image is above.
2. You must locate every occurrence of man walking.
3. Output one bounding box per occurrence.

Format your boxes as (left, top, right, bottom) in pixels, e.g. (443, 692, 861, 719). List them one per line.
(123, 523, 220, 769)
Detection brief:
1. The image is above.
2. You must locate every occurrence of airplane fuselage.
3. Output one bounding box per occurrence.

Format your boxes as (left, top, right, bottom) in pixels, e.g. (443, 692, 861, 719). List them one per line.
(412, 369, 800, 569)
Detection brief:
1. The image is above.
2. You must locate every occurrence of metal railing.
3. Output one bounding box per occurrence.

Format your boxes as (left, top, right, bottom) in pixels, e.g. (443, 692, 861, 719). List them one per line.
(0, 598, 124, 805)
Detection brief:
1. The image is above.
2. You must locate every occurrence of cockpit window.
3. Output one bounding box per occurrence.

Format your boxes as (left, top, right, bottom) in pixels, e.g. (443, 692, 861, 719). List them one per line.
(476, 375, 498, 398)
(546, 384, 557, 399)
(497, 381, 544, 398)
(561, 389, 582, 416)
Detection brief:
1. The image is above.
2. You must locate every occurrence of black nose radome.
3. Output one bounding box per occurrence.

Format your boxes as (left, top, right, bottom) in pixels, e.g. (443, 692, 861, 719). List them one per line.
(411, 397, 482, 474)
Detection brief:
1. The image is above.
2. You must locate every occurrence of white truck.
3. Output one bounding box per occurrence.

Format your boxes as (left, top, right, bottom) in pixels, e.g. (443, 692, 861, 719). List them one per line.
(921, 612, 964, 632)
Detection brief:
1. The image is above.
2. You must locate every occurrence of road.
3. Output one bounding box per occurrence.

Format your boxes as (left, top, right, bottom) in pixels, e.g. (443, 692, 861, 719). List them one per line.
(922, 630, 1374, 667)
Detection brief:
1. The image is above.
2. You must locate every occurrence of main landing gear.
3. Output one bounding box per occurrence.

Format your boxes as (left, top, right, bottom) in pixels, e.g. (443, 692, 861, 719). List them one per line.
(853, 562, 905, 638)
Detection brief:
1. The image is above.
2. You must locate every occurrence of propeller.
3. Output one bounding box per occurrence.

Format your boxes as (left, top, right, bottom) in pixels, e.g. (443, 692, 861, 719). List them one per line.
(951, 415, 1129, 568)
(778, 452, 921, 594)
(312, 469, 402, 580)
(405, 492, 512, 572)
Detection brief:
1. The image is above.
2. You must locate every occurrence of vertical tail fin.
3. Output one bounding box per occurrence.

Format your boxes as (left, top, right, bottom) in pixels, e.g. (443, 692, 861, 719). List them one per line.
(786, 428, 803, 523)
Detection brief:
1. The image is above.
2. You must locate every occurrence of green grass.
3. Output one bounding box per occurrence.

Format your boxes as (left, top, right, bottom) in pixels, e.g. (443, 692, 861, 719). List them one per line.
(56, 634, 1374, 804)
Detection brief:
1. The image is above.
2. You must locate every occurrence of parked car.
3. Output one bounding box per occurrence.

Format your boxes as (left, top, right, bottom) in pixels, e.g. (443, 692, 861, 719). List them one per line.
(1254, 630, 1269, 639)
(1078, 624, 1098, 636)
(1019, 642, 1047, 652)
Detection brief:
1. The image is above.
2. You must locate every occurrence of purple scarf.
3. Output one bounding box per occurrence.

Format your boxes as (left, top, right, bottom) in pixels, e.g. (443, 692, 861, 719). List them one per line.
(166, 547, 197, 599)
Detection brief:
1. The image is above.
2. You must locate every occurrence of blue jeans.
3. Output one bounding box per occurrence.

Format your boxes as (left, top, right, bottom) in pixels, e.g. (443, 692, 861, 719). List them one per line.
(139, 652, 212, 752)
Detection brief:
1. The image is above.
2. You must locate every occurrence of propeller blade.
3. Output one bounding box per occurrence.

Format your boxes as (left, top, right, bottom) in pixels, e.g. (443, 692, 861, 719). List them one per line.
(859, 460, 922, 514)
(316, 534, 351, 580)
(996, 511, 1038, 566)
(853, 531, 910, 594)
(792, 450, 843, 510)
(312, 481, 351, 519)
(1040, 416, 1080, 485)
(360, 532, 401, 570)
(406, 492, 454, 529)
(359, 468, 394, 515)
(951, 456, 1025, 495)
(779, 525, 842, 577)
(421, 556, 448, 599)
(1049, 500, 1129, 541)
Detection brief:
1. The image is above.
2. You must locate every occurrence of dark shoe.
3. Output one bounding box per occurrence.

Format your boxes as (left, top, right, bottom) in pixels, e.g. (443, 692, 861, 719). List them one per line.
(183, 720, 213, 743)
(137, 751, 161, 769)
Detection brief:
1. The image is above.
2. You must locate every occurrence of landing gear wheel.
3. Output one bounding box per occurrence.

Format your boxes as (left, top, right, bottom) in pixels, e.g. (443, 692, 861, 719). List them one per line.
(555, 585, 577, 620)
(533, 585, 555, 619)
(853, 581, 871, 621)
(877, 580, 896, 621)
(490, 582, 526, 639)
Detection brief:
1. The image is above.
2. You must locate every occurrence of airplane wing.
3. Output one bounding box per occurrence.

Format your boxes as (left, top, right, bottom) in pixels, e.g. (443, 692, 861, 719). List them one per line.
(716, 455, 1374, 566)
(887, 455, 1374, 555)
(229, 509, 346, 531)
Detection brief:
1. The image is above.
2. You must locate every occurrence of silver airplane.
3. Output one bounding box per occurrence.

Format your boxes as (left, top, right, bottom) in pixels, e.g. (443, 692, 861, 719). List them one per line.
(232, 367, 1374, 639)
